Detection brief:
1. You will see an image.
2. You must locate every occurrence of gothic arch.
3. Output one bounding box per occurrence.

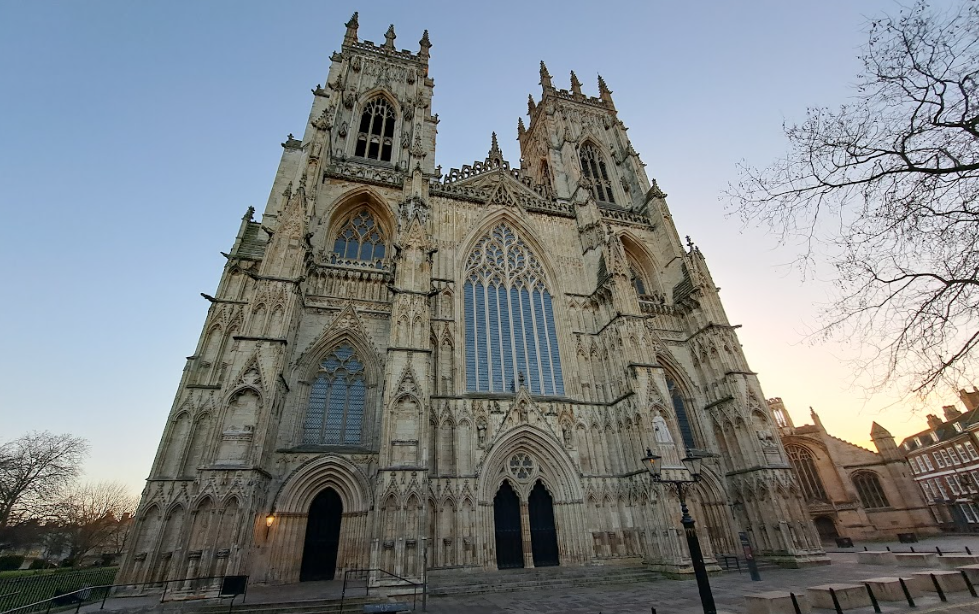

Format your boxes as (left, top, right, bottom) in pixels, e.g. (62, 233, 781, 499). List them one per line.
(577, 139, 618, 204)
(295, 318, 383, 386)
(477, 424, 583, 504)
(348, 90, 402, 164)
(272, 454, 372, 515)
(322, 186, 396, 245)
(619, 231, 664, 299)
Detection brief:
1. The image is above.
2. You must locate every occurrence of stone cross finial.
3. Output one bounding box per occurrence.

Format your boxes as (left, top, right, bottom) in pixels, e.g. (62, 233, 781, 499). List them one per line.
(570, 70, 582, 96)
(383, 24, 396, 49)
(343, 12, 359, 45)
(685, 235, 694, 251)
(539, 61, 552, 89)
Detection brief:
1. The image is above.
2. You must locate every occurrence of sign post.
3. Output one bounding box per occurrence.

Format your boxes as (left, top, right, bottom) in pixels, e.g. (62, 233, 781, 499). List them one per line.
(739, 532, 761, 581)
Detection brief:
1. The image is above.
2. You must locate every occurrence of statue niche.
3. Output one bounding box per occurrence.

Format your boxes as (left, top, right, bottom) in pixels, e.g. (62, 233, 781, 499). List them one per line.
(216, 389, 259, 465)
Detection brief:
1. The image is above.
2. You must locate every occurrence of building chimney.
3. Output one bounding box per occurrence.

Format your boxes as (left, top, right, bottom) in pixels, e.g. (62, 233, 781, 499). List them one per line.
(944, 405, 963, 421)
(959, 387, 979, 412)
(926, 414, 944, 430)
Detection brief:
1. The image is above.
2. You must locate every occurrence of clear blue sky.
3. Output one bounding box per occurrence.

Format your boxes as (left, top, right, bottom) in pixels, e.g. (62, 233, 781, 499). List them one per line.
(1, 1, 956, 494)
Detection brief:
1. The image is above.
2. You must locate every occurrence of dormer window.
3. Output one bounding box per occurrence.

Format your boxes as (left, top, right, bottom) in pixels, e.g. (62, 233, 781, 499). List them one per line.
(579, 142, 615, 204)
(355, 97, 395, 162)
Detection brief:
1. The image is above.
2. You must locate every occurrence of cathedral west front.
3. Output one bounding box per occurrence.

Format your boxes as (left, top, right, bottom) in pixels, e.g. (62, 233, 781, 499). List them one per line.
(118, 15, 827, 587)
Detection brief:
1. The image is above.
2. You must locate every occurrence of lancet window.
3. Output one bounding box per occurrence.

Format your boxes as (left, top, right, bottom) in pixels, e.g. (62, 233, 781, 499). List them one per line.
(665, 375, 696, 449)
(631, 267, 647, 296)
(464, 224, 564, 395)
(302, 344, 366, 446)
(332, 209, 386, 263)
(852, 472, 890, 509)
(355, 97, 395, 162)
(579, 142, 615, 204)
(786, 445, 828, 502)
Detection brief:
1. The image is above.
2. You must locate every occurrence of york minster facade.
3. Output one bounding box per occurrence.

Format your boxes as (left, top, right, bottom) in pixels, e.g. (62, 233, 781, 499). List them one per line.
(118, 15, 826, 586)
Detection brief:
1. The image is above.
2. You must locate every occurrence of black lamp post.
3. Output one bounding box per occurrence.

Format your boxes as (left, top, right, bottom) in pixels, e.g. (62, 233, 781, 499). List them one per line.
(642, 448, 716, 614)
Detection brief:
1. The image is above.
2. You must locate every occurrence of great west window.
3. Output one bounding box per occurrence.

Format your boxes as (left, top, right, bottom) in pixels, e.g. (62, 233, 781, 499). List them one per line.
(464, 224, 564, 395)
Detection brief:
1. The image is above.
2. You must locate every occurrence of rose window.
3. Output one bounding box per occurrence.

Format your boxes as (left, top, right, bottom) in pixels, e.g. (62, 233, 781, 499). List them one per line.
(508, 453, 535, 480)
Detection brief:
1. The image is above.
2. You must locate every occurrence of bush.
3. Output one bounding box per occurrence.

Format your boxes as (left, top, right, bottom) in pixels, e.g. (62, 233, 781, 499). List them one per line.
(29, 559, 52, 570)
(0, 556, 25, 572)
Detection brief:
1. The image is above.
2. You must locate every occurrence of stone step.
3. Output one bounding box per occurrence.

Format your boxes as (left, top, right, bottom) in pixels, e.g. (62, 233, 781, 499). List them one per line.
(428, 568, 660, 597)
(195, 596, 379, 614)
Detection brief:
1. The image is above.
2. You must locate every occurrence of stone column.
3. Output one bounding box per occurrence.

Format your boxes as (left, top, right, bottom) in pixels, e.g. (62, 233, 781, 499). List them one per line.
(520, 500, 534, 568)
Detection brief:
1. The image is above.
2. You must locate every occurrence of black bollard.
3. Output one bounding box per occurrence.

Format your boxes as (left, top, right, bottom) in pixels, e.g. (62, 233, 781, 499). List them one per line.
(962, 570, 978, 597)
(898, 577, 916, 608)
(911, 546, 916, 552)
(789, 592, 802, 614)
(968, 546, 973, 555)
(865, 584, 882, 613)
(937, 546, 942, 555)
(886, 546, 891, 552)
(930, 573, 947, 602)
(829, 588, 845, 614)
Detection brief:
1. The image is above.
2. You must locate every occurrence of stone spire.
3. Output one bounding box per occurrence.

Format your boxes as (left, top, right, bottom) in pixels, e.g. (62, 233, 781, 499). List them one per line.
(418, 30, 432, 60)
(570, 70, 582, 97)
(517, 117, 526, 138)
(810, 407, 825, 431)
(527, 94, 536, 115)
(383, 24, 397, 49)
(343, 12, 359, 45)
(598, 74, 614, 108)
(539, 61, 552, 90)
(488, 132, 504, 166)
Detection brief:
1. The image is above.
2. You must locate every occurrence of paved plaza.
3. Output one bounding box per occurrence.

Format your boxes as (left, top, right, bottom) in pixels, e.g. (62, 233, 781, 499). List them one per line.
(75, 534, 979, 614)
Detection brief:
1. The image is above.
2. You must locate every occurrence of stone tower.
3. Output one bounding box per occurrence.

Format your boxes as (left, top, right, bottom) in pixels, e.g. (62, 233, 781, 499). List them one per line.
(117, 15, 825, 588)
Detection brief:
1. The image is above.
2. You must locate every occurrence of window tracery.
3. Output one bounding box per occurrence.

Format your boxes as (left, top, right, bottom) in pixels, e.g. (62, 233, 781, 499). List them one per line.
(355, 97, 395, 162)
(302, 344, 366, 446)
(665, 375, 696, 449)
(786, 445, 828, 502)
(579, 142, 615, 204)
(332, 209, 386, 263)
(464, 224, 564, 395)
(852, 471, 890, 509)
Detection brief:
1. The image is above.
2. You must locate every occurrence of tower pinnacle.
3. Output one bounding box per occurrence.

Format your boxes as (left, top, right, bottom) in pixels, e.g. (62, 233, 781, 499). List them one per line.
(419, 30, 432, 59)
(383, 25, 397, 49)
(570, 70, 582, 97)
(539, 61, 552, 89)
(343, 12, 359, 45)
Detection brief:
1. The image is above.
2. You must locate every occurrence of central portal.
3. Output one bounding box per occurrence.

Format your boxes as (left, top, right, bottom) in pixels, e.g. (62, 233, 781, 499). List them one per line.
(494, 481, 524, 569)
(300, 487, 343, 581)
(529, 480, 559, 567)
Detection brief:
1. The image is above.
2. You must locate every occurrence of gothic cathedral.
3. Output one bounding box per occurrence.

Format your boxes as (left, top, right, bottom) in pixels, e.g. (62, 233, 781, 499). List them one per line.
(118, 15, 826, 586)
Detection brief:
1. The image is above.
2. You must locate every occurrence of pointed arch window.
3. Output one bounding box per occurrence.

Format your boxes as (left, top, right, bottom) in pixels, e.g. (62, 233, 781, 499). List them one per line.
(631, 267, 647, 296)
(464, 224, 564, 395)
(853, 471, 890, 509)
(665, 375, 696, 449)
(332, 209, 386, 263)
(355, 97, 395, 162)
(786, 444, 828, 502)
(579, 142, 615, 204)
(302, 344, 366, 446)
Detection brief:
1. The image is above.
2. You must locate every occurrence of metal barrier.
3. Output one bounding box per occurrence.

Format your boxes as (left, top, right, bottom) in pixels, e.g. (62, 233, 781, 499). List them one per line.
(340, 568, 421, 612)
(0, 574, 246, 614)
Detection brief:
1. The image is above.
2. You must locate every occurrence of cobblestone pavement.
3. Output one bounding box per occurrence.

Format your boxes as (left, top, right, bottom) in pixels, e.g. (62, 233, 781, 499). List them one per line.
(426, 535, 979, 614)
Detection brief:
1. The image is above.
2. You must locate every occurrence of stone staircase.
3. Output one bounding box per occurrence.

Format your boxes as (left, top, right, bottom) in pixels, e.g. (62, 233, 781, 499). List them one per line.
(194, 596, 387, 614)
(427, 564, 661, 598)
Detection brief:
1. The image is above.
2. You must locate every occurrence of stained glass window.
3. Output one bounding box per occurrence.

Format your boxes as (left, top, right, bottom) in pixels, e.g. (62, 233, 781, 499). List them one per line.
(665, 376, 696, 449)
(333, 210, 386, 263)
(853, 472, 890, 509)
(464, 224, 564, 395)
(302, 344, 366, 446)
(355, 97, 395, 162)
(786, 445, 828, 502)
(579, 143, 615, 204)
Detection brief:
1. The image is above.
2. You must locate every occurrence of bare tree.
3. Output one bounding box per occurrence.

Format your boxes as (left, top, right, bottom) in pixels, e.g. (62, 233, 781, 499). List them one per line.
(56, 481, 138, 565)
(0, 432, 89, 528)
(729, 0, 979, 396)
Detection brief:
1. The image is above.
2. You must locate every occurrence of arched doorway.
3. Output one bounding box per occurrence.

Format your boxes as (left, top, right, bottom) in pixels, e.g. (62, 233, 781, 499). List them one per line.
(494, 481, 523, 569)
(529, 480, 559, 567)
(300, 488, 343, 581)
(813, 516, 838, 543)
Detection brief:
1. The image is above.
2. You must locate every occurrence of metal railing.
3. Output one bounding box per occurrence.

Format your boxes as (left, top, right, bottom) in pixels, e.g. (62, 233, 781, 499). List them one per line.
(340, 568, 421, 612)
(0, 568, 117, 613)
(0, 574, 246, 614)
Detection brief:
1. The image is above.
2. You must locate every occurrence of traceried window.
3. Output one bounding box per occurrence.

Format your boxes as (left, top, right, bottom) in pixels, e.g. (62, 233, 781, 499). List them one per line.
(665, 376, 696, 450)
(332, 209, 386, 263)
(302, 344, 366, 446)
(354, 97, 395, 162)
(464, 224, 564, 395)
(786, 445, 828, 502)
(852, 472, 890, 509)
(579, 142, 615, 204)
(631, 267, 647, 296)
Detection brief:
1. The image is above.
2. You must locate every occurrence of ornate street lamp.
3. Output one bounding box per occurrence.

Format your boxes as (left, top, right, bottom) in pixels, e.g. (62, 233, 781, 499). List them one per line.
(642, 448, 716, 614)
